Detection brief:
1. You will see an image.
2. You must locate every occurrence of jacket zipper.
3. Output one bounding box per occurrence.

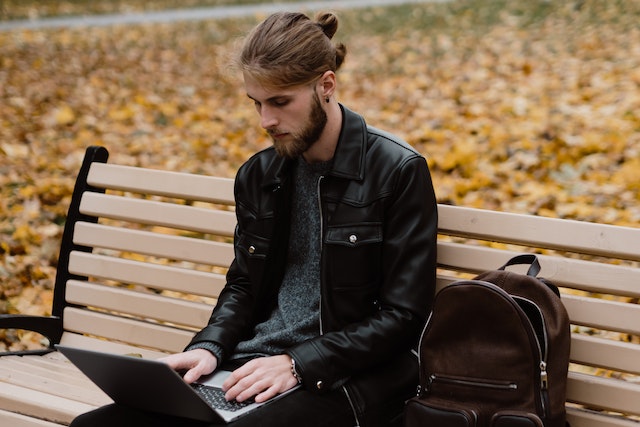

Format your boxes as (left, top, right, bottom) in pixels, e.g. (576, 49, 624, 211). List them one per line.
(416, 311, 433, 393)
(317, 174, 360, 426)
(342, 384, 361, 427)
(317, 175, 325, 336)
(318, 175, 360, 427)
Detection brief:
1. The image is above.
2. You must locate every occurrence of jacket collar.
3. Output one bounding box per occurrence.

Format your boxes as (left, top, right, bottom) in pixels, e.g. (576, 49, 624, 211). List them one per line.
(261, 104, 366, 189)
(330, 104, 366, 181)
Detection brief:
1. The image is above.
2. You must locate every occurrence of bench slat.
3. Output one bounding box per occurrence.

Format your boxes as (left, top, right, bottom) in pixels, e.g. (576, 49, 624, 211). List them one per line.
(0, 382, 96, 425)
(3, 354, 79, 376)
(79, 192, 237, 237)
(438, 242, 640, 298)
(58, 334, 168, 359)
(570, 334, 640, 376)
(0, 408, 65, 427)
(68, 251, 226, 298)
(0, 361, 110, 406)
(563, 294, 640, 336)
(438, 204, 640, 261)
(73, 222, 234, 267)
(0, 356, 92, 387)
(566, 407, 640, 427)
(62, 308, 195, 353)
(87, 163, 235, 205)
(65, 280, 213, 329)
(567, 371, 640, 416)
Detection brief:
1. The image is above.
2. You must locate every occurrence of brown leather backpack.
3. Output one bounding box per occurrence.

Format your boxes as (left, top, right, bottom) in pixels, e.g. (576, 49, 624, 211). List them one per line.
(404, 255, 571, 427)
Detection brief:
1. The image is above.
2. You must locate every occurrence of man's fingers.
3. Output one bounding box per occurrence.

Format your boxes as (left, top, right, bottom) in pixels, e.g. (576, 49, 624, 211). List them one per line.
(222, 357, 298, 403)
(223, 373, 256, 401)
(254, 384, 280, 403)
(159, 349, 217, 383)
(183, 366, 205, 384)
(229, 378, 272, 403)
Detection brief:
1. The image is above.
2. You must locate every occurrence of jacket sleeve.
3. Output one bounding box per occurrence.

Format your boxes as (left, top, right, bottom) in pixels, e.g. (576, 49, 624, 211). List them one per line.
(186, 161, 270, 358)
(186, 228, 257, 358)
(288, 155, 438, 392)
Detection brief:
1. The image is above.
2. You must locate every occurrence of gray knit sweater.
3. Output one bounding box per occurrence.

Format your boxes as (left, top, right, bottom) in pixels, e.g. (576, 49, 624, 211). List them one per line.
(231, 157, 331, 360)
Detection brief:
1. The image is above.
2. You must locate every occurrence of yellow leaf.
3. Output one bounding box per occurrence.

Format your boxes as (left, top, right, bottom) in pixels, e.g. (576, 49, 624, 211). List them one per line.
(108, 106, 136, 122)
(439, 140, 476, 175)
(612, 158, 640, 191)
(54, 105, 76, 125)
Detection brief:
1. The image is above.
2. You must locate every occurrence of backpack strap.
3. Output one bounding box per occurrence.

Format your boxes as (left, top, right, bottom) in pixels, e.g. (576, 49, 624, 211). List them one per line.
(498, 254, 561, 296)
(498, 254, 541, 277)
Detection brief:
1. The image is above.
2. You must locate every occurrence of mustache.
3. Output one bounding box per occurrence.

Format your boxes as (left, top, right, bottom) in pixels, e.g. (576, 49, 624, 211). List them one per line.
(266, 128, 284, 136)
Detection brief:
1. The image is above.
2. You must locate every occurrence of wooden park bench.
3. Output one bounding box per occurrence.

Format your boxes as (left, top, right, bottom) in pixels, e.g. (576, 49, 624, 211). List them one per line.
(0, 145, 638, 426)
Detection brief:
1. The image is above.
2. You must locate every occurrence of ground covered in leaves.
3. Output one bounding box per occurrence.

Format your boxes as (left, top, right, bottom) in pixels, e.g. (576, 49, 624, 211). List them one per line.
(1, 0, 639, 350)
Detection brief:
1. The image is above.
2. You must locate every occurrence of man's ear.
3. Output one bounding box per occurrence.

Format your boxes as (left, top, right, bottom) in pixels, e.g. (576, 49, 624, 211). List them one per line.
(318, 70, 336, 99)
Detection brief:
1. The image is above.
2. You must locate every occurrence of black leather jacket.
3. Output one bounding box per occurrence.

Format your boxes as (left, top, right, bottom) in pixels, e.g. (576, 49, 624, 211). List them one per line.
(189, 105, 437, 425)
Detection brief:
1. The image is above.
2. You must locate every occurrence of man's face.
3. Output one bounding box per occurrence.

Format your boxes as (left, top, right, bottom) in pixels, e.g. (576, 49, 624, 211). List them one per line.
(244, 73, 327, 159)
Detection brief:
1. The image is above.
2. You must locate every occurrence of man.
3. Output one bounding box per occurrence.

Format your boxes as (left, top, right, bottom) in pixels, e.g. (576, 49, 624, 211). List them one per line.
(71, 10, 437, 427)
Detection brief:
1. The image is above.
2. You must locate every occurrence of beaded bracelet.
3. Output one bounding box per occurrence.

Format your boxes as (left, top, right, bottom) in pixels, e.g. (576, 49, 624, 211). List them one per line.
(290, 357, 302, 384)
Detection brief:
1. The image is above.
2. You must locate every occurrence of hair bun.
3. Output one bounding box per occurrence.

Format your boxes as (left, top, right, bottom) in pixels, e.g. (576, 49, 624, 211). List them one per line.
(315, 12, 339, 39)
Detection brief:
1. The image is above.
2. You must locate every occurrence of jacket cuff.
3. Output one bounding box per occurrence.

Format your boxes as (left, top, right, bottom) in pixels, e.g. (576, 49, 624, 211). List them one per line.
(186, 341, 224, 364)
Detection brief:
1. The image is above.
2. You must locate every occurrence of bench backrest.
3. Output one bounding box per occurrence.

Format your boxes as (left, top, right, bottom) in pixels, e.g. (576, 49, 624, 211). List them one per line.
(53, 146, 236, 357)
(55, 146, 640, 425)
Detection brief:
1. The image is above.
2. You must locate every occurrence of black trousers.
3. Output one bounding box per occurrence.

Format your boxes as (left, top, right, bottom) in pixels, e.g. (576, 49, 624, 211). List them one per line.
(70, 386, 356, 427)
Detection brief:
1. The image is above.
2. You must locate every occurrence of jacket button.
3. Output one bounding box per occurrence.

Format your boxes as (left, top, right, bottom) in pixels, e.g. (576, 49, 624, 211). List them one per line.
(248, 245, 256, 254)
(349, 234, 357, 244)
(316, 380, 324, 390)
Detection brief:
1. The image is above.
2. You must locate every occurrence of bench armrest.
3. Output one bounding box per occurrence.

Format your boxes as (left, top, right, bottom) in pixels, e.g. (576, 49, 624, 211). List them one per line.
(0, 314, 63, 355)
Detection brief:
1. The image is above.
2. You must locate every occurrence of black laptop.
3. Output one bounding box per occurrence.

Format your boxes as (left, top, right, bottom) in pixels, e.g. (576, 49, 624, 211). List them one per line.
(57, 345, 299, 423)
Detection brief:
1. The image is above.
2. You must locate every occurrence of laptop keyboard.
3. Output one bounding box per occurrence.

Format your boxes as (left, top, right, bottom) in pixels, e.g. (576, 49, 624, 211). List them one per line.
(192, 383, 254, 412)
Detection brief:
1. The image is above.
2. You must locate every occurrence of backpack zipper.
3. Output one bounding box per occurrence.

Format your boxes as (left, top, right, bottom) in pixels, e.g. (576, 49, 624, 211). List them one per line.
(427, 374, 518, 392)
(513, 295, 550, 418)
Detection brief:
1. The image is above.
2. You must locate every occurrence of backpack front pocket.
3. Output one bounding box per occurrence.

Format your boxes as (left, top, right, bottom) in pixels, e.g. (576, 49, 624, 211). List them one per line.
(404, 398, 478, 427)
(491, 410, 544, 427)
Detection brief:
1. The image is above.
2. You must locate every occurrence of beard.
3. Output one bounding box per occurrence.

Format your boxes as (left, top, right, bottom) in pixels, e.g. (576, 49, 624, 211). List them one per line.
(271, 92, 328, 159)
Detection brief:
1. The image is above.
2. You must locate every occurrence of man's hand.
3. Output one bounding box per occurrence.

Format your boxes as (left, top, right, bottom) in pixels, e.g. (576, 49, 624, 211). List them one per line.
(160, 349, 218, 384)
(222, 355, 298, 403)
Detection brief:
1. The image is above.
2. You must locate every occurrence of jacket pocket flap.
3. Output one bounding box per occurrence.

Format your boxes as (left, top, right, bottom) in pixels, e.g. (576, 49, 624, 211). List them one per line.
(237, 232, 269, 258)
(325, 224, 382, 247)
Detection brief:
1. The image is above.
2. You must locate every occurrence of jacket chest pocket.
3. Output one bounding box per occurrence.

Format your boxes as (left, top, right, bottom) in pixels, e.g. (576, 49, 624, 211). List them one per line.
(324, 223, 383, 290)
(236, 231, 270, 288)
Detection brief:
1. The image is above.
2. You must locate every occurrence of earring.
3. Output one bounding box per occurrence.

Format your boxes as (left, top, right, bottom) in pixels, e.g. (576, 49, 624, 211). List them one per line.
(325, 97, 330, 103)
